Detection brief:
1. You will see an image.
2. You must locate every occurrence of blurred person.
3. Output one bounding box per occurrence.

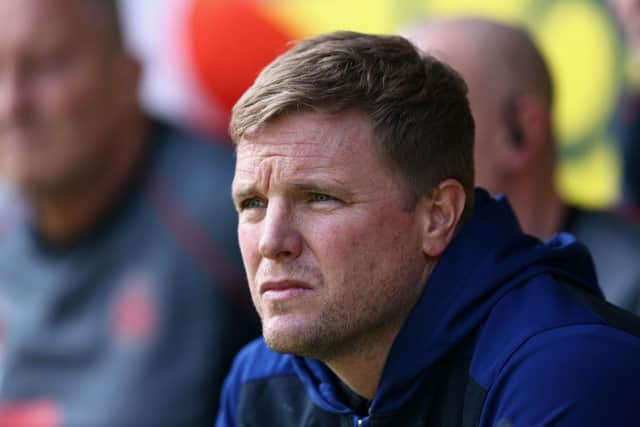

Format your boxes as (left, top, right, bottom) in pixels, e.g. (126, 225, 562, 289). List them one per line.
(0, 0, 257, 426)
(408, 17, 640, 314)
(216, 31, 640, 426)
(608, 0, 640, 213)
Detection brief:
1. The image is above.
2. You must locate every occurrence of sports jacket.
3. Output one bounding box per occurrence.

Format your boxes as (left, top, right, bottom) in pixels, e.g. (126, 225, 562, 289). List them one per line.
(0, 121, 258, 426)
(217, 189, 640, 426)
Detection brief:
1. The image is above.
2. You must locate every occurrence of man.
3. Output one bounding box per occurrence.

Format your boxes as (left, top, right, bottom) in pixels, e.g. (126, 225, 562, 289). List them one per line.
(408, 17, 640, 314)
(0, 0, 257, 426)
(216, 31, 640, 426)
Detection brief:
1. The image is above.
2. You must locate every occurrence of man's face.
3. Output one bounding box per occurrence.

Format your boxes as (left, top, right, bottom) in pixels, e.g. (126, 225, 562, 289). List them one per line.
(233, 111, 429, 359)
(0, 0, 135, 195)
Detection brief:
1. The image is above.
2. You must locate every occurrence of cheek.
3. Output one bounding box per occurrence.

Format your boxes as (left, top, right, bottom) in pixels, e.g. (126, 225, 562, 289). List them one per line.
(309, 220, 359, 260)
(35, 71, 85, 116)
(238, 225, 263, 313)
(238, 224, 260, 275)
(38, 63, 114, 128)
(313, 212, 415, 278)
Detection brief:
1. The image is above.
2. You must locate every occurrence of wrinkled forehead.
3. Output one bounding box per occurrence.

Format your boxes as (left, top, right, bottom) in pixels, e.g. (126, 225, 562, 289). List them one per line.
(233, 111, 383, 185)
(236, 110, 377, 160)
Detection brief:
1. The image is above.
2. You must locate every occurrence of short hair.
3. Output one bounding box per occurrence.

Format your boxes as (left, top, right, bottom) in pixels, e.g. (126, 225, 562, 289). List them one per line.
(231, 31, 475, 218)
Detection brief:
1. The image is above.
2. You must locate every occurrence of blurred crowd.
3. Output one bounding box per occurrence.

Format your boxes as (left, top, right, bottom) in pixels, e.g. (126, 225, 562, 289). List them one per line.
(0, 0, 638, 425)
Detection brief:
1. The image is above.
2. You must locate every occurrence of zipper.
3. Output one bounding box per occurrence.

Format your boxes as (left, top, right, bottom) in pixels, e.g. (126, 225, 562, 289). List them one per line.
(355, 417, 370, 427)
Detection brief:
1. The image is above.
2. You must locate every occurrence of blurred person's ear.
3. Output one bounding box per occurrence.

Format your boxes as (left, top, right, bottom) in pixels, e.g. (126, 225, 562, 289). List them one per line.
(500, 93, 551, 172)
(112, 52, 142, 109)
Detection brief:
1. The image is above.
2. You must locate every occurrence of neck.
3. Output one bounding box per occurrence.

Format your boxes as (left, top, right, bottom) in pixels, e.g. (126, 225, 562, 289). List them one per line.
(31, 113, 149, 245)
(324, 325, 397, 400)
(323, 269, 431, 401)
(323, 264, 434, 400)
(503, 162, 566, 240)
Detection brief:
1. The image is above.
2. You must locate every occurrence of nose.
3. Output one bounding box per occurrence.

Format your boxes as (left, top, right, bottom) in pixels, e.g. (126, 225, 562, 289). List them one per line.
(258, 200, 303, 261)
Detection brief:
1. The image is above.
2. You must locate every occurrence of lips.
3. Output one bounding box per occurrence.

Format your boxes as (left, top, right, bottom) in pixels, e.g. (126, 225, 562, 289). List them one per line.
(259, 280, 314, 301)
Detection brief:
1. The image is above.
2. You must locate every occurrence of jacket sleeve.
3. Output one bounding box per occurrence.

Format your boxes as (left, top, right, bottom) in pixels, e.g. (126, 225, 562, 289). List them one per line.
(480, 324, 640, 426)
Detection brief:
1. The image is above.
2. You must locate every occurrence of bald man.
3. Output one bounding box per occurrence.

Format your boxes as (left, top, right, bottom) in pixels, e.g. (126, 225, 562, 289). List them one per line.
(0, 1, 257, 425)
(408, 17, 640, 314)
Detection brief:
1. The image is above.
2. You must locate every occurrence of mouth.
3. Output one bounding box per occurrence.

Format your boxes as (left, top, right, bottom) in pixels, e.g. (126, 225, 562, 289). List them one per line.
(259, 280, 314, 301)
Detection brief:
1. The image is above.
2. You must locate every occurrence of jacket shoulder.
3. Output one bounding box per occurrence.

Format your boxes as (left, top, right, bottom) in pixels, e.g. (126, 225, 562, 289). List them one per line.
(480, 324, 640, 426)
(216, 338, 299, 427)
(470, 275, 640, 425)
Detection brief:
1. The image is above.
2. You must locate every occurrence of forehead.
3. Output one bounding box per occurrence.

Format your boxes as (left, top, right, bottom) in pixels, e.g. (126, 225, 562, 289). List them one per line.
(241, 110, 371, 156)
(233, 110, 392, 190)
(0, 0, 96, 45)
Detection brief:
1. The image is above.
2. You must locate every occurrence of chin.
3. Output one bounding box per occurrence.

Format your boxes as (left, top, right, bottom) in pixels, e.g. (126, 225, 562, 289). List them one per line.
(263, 319, 320, 357)
(263, 330, 301, 355)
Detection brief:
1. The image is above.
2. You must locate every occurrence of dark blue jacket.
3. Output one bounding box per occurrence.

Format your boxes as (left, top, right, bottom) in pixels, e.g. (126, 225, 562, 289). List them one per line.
(217, 190, 640, 426)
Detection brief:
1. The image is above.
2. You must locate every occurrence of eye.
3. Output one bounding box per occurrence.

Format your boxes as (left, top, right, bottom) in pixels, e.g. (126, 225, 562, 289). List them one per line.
(240, 197, 266, 210)
(309, 193, 336, 203)
(27, 47, 72, 77)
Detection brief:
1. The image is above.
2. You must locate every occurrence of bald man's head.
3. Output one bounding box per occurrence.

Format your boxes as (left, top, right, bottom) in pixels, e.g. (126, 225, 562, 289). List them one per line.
(406, 17, 555, 196)
(407, 17, 552, 110)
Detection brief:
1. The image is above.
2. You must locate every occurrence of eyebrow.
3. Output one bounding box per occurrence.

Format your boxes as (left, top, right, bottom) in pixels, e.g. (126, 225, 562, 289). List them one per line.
(231, 184, 257, 203)
(289, 182, 341, 193)
(232, 181, 353, 200)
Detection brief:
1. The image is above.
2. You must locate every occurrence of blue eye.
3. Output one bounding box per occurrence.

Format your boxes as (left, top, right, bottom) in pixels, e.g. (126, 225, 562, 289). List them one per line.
(241, 198, 266, 209)
(310, 193, 335, 202)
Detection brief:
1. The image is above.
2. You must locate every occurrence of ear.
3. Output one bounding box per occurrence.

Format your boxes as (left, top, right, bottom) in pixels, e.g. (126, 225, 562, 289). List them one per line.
(111, 52, 142, 108)
(501, 94, 551, 171)
(122, 54, 142, 98)
(420, 179, 467, 257)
